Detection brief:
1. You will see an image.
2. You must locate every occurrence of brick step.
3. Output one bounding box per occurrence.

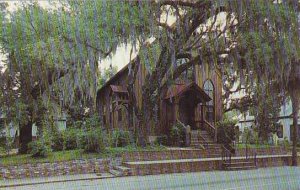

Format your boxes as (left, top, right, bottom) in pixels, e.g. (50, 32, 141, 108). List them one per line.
(224, 165, 257, 171)
(113, 165, 132, 176)
(109, 169, 123, 177)
(223, 161, 255, 167)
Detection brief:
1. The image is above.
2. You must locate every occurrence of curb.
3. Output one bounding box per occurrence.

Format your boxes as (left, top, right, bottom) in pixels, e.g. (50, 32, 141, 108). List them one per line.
(0, 174, 116, 189)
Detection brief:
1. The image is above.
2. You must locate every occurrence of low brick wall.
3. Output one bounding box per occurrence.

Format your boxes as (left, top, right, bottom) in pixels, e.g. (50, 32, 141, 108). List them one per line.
(235, 147, 288, 157)
(122, 147, 288, 162)
(122, 149, 218, 162)
(0, 158, 110, 180)
(126, 155, 294, 176)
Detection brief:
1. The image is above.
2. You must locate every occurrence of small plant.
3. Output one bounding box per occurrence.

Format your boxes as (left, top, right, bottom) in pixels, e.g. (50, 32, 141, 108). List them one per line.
(28, 140, 51, 157)
(49, 127, 64, 151)
(170, 122, 186, 147)
(282, 136, 290, 149)
(217, 117, 238, 144)
(28, 138, 52, 158)
(111, 129, 132, 147)
(155, 135, 168, 146)
(5, 136, 14, 155)
(81, 127, 106, 153)
(62, 128, 81, 150)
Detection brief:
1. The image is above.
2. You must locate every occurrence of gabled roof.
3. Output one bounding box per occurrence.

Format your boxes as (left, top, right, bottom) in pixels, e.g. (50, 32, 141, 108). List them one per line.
(164, 82, 211, 102)
(110, 85, 128, 94)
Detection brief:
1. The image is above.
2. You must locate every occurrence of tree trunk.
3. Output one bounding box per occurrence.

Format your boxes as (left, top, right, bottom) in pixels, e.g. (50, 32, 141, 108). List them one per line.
(19, 122, 33, 154)
(289, 62, 300, 166)
(290, 90, 299, 166)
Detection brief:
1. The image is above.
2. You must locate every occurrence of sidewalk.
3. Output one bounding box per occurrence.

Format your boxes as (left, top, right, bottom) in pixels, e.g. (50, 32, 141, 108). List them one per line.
(0, 173, 115, 189)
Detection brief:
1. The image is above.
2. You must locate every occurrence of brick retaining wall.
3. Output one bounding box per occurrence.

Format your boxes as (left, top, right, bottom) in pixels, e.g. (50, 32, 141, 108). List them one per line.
(122, 147, 288, 162)
(235, 147, 288, 156)
(125, 156, 295, 176)
(0, 158, 110, 180)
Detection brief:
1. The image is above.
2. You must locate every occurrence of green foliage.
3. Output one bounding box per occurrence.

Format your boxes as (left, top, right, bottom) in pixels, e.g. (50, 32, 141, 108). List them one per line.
(98, 66, 118, 88)
(84, 114, 101, 129)
(241, 128, 259, 145)
(80, 128, 106, 153)
(28, 139, 52, 158)
(62, 128, 81, 150)
(170, 122, 186, 147)
(281, 137, 290, 149)
(154, 135, 168, 146)
(217, 117, 238, 144)
(110, 129, 132, 148)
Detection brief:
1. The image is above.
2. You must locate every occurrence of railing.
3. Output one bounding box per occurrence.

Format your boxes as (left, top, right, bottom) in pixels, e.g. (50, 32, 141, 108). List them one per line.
(222, 135, 236, 154)
(197, 132, 209, 149)
(203, 120, 217, 141)
(245, 149, 257, 167)
(222, 145, 232, 167)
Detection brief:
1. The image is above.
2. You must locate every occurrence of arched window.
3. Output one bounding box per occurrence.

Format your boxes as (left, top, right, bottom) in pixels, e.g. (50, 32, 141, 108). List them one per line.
(204, 80, 214, 122)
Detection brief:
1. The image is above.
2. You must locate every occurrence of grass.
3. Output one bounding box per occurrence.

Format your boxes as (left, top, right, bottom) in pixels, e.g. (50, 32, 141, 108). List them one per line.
(0, 145, 166, 167)
(235, 143, 281, 149)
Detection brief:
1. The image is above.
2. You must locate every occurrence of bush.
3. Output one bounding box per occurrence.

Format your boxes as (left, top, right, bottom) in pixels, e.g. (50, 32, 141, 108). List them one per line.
(217, 117, 238, 144)
(155, 135, 168, 146)
(49, 128, 64, 151)
(0, 136, 14, 155)
(81, 127, 105, 153)
(241, 128, 259, 144)
(170, 122, 186, 147)
(62, 128, 81, 150)
(28, 139, 52, 157)
(110, 129, 132, 147)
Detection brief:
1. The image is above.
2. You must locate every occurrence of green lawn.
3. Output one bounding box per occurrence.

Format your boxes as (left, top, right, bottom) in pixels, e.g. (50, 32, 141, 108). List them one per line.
(235, 143, 283, 149)
(0, 145, 166, 166)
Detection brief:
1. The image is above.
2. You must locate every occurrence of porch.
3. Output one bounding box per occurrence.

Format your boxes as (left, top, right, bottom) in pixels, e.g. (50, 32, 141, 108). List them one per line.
(163, 82, 218, 144)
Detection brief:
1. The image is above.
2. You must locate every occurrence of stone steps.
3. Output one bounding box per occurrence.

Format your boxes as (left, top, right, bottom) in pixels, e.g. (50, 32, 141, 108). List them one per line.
(222, 159, 257, 171)
(110, 165, 132, 177)
(190, 130, 216, 149)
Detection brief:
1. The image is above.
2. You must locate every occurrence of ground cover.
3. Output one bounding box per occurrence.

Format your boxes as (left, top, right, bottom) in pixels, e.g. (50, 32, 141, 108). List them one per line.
(0, 145, 166, 166)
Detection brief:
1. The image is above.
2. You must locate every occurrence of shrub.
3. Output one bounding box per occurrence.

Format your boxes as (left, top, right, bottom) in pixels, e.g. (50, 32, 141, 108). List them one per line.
(62, 128, 81, 150)
(28, 139, 52, 157)
(281, 137, 290, 149)
(84, 115, 101, 128)
(81, 127, 105, 153)
(217, 117, 238, 144)
(170, 122, 186, 147)
(49, 128, 64, 151)
(241, 128, 259, 144)
(111, 129, 132, 147)
(155, 135, 168, 146)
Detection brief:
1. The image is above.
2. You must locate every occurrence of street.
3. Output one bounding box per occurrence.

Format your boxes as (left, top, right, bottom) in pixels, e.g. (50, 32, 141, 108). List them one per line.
(3, 167, 300, 190)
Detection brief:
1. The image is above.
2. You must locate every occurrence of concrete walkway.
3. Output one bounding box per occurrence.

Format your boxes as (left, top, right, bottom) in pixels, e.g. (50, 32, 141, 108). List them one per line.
(0, 173, 114, 189)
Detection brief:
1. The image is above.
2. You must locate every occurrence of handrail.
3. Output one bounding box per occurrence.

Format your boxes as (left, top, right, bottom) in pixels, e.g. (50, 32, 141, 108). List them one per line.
(203, 120, 216, 141)
(222, 145, 232, 167)
(222, 134, 236, 154)
(198, 132, 209, 149)
(194, 120, 209, 149)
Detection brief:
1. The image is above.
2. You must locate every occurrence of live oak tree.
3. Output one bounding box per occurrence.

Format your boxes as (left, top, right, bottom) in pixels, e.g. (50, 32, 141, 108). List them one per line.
(0, 0, 299, 164)
(225, 0, 300, 165)
(0, 1, 153, 152)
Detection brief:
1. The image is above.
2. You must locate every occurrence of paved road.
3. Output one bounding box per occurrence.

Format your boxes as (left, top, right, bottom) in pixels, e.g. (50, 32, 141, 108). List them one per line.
(4, 167, 300, 190)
